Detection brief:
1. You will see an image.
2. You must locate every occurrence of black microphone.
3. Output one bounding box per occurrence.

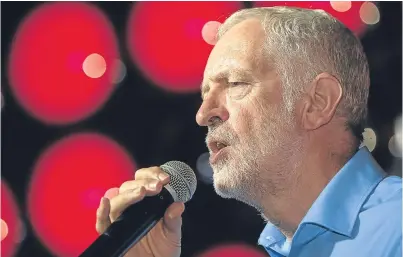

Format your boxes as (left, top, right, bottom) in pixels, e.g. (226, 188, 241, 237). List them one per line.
(79, 161, 197, 257)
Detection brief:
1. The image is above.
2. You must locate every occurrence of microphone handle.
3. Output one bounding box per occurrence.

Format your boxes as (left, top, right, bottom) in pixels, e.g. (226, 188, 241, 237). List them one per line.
(79, 188, 175, 257)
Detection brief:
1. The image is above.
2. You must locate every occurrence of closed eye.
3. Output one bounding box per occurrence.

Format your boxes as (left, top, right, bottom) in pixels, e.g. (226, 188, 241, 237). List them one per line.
(229, 82, 248, 87)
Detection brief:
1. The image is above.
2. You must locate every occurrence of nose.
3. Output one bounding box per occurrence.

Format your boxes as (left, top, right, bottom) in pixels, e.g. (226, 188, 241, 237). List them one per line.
(196, 91, 229, 126)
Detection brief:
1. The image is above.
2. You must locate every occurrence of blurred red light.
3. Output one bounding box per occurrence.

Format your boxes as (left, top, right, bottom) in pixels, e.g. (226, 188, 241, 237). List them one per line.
(8, 2, 119, 125)
(253, 1, 367, 36)
(127, 1, 243, 93)
(199, 244, 267, 257)
(27, 133, 136, 257)
(1, 181, 22, 257)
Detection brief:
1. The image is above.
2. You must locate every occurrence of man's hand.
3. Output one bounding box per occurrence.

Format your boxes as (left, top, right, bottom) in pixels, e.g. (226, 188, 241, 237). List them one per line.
(95, 167, 185, 257)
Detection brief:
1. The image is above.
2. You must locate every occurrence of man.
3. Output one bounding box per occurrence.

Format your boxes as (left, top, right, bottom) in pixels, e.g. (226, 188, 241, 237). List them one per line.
(95, 7, 402, 257)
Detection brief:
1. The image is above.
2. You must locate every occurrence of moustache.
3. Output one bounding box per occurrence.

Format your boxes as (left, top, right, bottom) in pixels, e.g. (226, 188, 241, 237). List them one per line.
(206, 125, 238, 146)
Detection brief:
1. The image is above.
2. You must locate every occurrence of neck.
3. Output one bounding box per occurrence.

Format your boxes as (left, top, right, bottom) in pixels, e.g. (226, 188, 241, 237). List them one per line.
(259, 125, 357, 239)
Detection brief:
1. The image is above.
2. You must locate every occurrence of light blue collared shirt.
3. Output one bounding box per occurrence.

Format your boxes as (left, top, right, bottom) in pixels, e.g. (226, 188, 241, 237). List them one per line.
(258, 147, 402, 257)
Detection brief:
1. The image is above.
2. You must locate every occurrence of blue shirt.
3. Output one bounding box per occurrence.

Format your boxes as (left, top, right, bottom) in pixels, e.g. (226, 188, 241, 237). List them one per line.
(258, 147, 402, 257)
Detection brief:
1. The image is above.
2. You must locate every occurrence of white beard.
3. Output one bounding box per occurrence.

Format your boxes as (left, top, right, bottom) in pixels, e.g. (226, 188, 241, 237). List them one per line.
(208, 103, 300, 212)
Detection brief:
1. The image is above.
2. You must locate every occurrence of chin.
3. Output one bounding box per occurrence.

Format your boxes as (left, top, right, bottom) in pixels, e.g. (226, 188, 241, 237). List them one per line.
(212, 163, 263, 210)
(212, 166, 235, 198)
(212, 165, 248, 201)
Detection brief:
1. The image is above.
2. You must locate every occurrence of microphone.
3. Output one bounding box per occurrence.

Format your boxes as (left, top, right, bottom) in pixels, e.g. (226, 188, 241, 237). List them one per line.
(79, 161, 197, 257)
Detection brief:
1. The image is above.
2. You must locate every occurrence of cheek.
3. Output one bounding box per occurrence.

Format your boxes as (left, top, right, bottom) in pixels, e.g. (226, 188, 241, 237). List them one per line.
(227, 103, 255, 136)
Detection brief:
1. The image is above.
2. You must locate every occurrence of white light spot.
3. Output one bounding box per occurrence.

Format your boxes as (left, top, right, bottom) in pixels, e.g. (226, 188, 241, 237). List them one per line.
(330, 1, 352, 12)
(110, 59, 127, 84)
(1, 219, 8, 241)
(394, 115, 402, 138)
(16, 219, 26, 244)
(362, 127, 377, 152)
(196, 152, 213, 184)
(360, 2, 380, 25)
(83, 53, 107, 79)
(389, 135, 402, 158)
(390, 115, 403, 158)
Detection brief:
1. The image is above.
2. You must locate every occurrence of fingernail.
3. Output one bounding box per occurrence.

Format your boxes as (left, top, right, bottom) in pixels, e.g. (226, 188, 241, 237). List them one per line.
(158, 173, 169, 181)
(168, 205, 184, 219)
(104, 187, 119, 199)
(168, 210, 181, 219)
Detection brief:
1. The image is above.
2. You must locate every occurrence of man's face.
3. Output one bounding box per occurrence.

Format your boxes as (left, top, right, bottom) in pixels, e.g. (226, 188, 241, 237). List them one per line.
(196, 19, 301, 208)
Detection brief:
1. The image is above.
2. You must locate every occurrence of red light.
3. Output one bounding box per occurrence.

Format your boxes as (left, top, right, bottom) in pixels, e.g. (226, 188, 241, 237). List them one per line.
(253, 1, 367, 36)
(8, 2, 119, 125)
(127, 2, 243, 93)
(1, 181, 22, 257)
(198, 244, 267, 257)
(27, 133, 136, 257)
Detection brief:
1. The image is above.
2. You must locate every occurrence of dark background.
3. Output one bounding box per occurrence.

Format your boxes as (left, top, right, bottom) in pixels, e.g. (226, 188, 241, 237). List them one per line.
(1, 1, 402, 257)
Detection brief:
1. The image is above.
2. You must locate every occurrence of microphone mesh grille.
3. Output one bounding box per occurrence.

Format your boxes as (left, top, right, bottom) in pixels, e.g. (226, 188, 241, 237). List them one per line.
(160, 161, 197, 203)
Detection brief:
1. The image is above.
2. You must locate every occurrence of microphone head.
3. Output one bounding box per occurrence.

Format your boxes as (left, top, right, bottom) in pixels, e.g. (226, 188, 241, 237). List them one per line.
(160, 161, 197, 203)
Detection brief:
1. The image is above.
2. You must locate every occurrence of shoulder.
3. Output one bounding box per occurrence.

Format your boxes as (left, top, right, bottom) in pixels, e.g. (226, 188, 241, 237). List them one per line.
(362, 175, 402, 212)
(359, 175, 402, 240)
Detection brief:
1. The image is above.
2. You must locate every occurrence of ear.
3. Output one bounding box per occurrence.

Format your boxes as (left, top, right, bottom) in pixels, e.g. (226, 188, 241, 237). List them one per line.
(301, 73, 343, 130)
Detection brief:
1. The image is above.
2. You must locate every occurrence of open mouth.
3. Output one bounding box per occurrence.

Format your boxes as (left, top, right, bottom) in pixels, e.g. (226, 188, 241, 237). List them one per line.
(208, 141, 229, 154)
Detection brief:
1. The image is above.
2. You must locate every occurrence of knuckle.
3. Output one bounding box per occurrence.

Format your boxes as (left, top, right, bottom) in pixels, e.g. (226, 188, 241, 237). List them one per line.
(135, 166, 161, 178)
(119, 180, 135, 192)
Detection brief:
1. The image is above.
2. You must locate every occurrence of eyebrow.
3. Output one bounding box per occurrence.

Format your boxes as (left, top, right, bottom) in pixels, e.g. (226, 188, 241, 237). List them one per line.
(200, 68, 256, 99)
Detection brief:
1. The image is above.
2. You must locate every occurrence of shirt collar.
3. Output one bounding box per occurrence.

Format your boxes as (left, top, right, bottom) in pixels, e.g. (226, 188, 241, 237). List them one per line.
(300, 147, 386, 237)
(259, 147, 387, 247)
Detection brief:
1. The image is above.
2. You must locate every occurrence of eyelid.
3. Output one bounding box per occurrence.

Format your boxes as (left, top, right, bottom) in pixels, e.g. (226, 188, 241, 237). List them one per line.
(228, 81, 249, 86)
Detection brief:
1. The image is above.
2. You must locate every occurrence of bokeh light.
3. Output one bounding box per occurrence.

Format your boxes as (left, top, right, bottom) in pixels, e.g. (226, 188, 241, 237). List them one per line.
(330, 1, 352, 12)
(394, 115, 402, 135)
(253, 1, 368, 36)
(110, 59, 127, 84)
(1, 219, 9, 241)
(390, 115, 402, 158)
(388, 135, 402, 158)
(361, 127, 377, 152)
(1, 181, 22, 257)
(8, 2, 119, 125)
(27, 133, 136, 257)
(83, 53, 107, 79)
(127, 1, 243, 93)
(198, 244, 266, 257)
(360, 2, 380, 25)
(202, 21, 222, 45)
(196, 152, 213, 184)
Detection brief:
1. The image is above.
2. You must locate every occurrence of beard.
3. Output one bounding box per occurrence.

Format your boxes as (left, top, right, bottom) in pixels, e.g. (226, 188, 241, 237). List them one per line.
(207, 103, 300, 212)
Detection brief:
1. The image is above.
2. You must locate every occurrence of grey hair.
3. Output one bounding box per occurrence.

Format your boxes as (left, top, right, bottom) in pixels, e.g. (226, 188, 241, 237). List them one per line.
(217, 7, 369, 138)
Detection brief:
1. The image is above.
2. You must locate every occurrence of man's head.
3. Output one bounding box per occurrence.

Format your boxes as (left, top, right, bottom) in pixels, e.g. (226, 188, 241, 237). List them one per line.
(196, 7, 370, 210)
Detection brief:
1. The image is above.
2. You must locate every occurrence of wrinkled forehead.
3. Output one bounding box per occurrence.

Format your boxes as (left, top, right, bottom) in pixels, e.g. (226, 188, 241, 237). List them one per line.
(204, 19, 267, 77)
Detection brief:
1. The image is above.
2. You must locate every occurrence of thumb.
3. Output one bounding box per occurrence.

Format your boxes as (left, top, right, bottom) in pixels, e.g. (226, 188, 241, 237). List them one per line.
(163, 202, 185, 234)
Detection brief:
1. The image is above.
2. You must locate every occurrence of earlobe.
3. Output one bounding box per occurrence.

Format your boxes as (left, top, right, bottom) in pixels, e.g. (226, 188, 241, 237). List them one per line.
(301, 73, 343, 131)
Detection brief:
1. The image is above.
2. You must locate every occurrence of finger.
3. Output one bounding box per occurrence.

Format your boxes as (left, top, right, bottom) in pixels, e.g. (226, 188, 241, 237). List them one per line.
(119, 178, 164, 193)
(96, 197, 112, 234)
(104, 187, 119, 199)
(163, 202, 185, 234)
(109, 186, 146, 221)
(134, 167, 170, 183)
